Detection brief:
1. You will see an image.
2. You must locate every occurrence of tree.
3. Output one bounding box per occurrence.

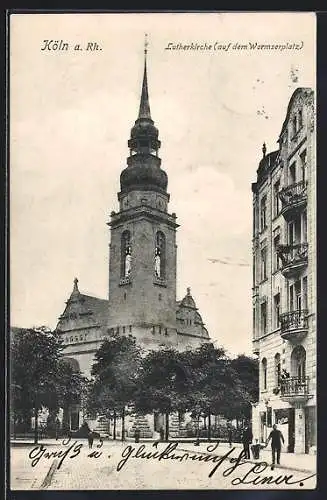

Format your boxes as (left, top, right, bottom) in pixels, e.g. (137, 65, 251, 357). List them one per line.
(228, 354, 259, 423)
(180, 343, 240, 441)
(11, 326, 64, 443)
(88, 334, 143, 441)
(134, 347, 191, 441)
(55, 359, 90, 434)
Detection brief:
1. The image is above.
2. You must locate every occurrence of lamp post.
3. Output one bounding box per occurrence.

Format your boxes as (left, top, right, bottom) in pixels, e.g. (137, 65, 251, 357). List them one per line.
(264, 398, 270, 443)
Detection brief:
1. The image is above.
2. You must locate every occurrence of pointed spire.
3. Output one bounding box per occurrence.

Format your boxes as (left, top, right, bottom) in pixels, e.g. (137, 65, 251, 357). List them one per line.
(138, 34, 151, 120)
(187, 287, 191, 296)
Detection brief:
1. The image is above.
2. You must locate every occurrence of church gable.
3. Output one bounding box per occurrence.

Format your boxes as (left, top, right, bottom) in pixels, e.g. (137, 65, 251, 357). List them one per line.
(176, 288, 210, 340)
(56, 278, 108, 334)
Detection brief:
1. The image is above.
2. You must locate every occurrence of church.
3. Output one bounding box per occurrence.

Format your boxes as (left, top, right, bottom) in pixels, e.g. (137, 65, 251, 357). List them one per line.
(55, 42, 210, 435)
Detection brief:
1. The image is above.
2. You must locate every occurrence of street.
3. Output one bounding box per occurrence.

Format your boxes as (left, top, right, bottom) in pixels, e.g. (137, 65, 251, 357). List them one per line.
(10, 439, 317, 490)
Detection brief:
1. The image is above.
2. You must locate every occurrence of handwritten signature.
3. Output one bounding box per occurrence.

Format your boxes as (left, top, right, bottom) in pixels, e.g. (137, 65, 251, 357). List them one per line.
(28, 438, 316, 487)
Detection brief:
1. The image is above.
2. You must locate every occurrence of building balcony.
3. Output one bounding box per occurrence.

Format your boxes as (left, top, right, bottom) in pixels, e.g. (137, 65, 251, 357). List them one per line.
(278, 180, 307, 221)
(280, 376, 312, 404)
(277, 243, 308, 278)
(280, 309, 308, 342)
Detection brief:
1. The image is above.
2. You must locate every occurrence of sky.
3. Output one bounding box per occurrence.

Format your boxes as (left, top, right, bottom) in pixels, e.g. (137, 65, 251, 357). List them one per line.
(9, 12, 316, 356)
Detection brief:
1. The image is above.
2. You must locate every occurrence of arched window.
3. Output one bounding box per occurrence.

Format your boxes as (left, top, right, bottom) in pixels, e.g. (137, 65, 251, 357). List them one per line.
(121, 230, 132, 278)
(291, 345, 306, 381)
(262, 358, 267, 390)
(154, 231, 166, 278)
(275, 353, 281, 386)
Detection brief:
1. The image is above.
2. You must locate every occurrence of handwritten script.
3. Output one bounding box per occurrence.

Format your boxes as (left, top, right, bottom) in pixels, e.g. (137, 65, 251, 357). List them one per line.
(28, 438, 315, 487)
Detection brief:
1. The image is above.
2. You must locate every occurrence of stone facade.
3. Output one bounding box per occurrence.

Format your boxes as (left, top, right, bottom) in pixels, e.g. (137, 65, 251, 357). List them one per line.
(251, 88, 316, 455)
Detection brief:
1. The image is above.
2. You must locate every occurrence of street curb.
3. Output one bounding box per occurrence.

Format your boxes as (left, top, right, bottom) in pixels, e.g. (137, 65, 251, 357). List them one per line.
(177, 446, 316, 475)
(40, 459, 58, 489)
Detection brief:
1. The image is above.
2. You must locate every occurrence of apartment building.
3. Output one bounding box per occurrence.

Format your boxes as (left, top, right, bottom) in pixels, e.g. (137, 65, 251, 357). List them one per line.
(251, 88, 316, 455)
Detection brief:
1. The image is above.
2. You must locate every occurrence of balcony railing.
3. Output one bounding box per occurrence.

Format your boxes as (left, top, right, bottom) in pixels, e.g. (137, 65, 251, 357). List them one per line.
(278, 180, 307, 219)
(280, 309, 308, 341)
(280, 376, 310, 400)
(277, 243, 308, 277)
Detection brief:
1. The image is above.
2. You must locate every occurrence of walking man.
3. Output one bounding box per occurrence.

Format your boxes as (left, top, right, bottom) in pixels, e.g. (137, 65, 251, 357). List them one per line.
(87, 430, 94, 449)
(241, 424, 253, 459)
(227, 425, 233, 448)
(267, 424, 284, 466)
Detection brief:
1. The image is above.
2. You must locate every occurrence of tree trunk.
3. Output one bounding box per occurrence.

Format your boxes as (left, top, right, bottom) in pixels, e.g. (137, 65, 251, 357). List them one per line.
(208, 413, 212, 442)
(113, 410, 116, 440)
(165, 412, 169, 442)
(121, 406, 125, 442)
(34, 406, 38, 444)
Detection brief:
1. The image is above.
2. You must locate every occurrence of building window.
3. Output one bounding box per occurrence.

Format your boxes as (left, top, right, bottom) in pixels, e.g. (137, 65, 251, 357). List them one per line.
(273, 233, 280, 271)
(158, 293, 162, 301)
(129, 325, 132, 333)
(292, 115, 297, 136)
(159, 325, 162, 335)
(260, 196, 267, 231)
(154, 231, 166, 278)
(291, 345, 306, 381)
(124, 292, 127, 300)
(253, 307, 256, 335)
(262, 358, 267, 390)
(152, 326, 155, 335)
(123, 326, 126, 334)
(303, 276, 308, 310)
(289, 162, 296, 185)
(165, 328, 168, 336)
(275, 353, 281, 387)
(273, 293, 280, 328)
(273, 180, 280, 217)
(300, 149, 307, 182)
(260, 246, 267, 281)
(116, 326, 120, 334)
(260, 301, 267, 334)
(302, 210, 307, 243)
(121, 230, 132, 278)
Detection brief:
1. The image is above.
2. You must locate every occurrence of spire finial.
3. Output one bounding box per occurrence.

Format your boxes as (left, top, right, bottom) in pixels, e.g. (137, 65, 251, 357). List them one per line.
(262, 142, 267, 158)
(144, 33, 148, 57)
(187, 287, 191, 296)
(138, 35, 151, 120)
(73, 277, 79, 293)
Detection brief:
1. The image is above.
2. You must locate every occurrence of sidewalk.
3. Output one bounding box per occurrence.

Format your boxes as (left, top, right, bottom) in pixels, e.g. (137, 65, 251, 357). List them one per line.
(175, 441, 316, 474)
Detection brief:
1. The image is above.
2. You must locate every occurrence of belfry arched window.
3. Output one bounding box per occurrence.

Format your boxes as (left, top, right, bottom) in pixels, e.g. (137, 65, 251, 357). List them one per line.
(121, 230, 132, 278)
(154, 231, 166, 278)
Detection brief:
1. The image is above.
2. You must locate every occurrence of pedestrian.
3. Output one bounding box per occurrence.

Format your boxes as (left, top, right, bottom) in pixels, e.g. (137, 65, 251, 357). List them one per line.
(227, 425, 233, 448)
(159, 426, 165, 442)
(87, 430, 94, 449)
(267, 424, 284, 466)
(241, 424, 253, 459)
(134, 427, 140, 443)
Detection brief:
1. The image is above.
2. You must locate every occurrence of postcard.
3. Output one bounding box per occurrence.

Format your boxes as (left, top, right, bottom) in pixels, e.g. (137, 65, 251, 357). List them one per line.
(9, 11, 316, 490)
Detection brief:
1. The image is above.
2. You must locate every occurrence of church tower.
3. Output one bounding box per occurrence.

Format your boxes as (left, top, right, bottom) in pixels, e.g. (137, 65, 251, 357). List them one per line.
(107, 37, 179, 347)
